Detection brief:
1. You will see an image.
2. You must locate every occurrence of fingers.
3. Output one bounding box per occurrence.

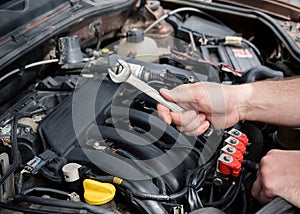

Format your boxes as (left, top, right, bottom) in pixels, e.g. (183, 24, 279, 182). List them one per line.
(166, 110, 210, 136)
(160, 86, 196, 103)
(252, 169, 274, 204)
(184, 120, 210, 136)
(157, 104, 172, 125)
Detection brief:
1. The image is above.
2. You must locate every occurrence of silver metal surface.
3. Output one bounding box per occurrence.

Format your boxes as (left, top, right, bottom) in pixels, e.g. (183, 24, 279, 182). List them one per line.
(108, 59, 185, 112)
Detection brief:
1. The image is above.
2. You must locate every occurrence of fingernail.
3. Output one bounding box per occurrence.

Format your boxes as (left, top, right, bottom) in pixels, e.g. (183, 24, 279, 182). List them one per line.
(203, 121, 210, 130)
(166, 117, 172, 125)
(160, 88, 169, 94)
(188, 111, 197, 119)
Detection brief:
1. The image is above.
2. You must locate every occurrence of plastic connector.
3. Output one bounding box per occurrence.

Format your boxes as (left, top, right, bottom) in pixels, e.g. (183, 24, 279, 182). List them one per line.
(224, 136, 246, 154)
(218, 154, 241, 177)
(221, 144, 243, 163)
(24, 150, 56, 174)
(228, 128, 249, 146)
(224, 36, 243, 47)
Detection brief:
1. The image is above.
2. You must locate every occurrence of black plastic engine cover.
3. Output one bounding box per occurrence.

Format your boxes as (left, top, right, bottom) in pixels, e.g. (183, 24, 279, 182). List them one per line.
(38, 77, 117, 156)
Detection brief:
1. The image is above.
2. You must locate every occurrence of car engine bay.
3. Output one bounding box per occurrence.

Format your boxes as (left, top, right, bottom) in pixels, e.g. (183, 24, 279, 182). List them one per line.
(0, 0, 299, 213)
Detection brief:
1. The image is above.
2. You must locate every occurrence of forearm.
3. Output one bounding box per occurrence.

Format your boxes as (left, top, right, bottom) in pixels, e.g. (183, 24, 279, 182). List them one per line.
(233, 77, 300, 126)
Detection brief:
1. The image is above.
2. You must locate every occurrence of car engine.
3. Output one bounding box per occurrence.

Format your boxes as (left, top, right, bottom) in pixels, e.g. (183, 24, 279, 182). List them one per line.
(0, 0, 299, 213)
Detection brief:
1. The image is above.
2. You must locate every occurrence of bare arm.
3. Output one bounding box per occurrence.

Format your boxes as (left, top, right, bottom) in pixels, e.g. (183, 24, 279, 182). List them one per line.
(239, 77, 300, 126)
(157, 77, 300, 135)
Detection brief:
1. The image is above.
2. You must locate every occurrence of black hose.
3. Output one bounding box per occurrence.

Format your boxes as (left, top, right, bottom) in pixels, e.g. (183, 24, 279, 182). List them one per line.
(255, 196, 293, 214)
(17, 195, 116, 214)
(239, 65, 283, 83)
(116, 148, 167, 195)
(0, 201, 75, 214)
(92, 175, 188, 201)
(240, 184, 247, 214)
(23, 187, 70, 196)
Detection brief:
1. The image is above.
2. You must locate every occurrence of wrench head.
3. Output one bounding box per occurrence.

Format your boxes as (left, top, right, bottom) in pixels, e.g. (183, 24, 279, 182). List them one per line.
(108, 59, 131, 83)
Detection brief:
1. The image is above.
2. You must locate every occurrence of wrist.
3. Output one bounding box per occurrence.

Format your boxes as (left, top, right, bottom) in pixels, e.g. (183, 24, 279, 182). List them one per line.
(228, 84, 253, 121)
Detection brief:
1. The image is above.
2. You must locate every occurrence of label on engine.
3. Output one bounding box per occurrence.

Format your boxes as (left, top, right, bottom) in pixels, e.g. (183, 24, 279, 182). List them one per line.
(232, 49, 253, 58)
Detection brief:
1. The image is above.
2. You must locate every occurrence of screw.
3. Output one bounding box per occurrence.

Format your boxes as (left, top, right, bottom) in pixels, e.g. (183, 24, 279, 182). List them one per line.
(230, 138, 237, 144)
(227, 147, 234, 153)
(24, 127, 31, 133)
(223, 155, 231, 162)
(233, 130, 240, 136)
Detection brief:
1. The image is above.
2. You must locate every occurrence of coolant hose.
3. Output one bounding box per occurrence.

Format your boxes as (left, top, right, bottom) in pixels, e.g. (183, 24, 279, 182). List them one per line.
(239, 65, 283, 83)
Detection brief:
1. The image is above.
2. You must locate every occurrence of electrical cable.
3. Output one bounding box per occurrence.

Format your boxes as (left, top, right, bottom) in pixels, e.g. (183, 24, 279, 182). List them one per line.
(0, 114, 21, 186)
(242, 38, 263, 63)
(0, 59, 58, 83)
(221, 176, 243, 210)
(202, 171, 243, 207)
(144, 7, 223, 34)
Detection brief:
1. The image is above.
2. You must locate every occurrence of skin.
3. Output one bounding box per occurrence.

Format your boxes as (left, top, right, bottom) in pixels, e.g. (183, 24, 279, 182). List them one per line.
(157, 77, 300, 207)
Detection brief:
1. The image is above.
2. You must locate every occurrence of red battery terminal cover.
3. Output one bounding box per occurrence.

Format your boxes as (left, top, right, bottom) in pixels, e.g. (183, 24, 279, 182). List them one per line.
(218, 154, 242, 177)
(221, 144, 244, 163)
(225, 136, 246, 154)
(228, 128, 249, 146)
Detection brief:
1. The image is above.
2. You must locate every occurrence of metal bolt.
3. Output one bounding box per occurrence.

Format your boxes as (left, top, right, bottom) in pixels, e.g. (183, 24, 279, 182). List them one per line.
(189, 76, 195, 83)
(24, 127, 31, 133)
(223, 155, 231, 162)
(227, 147, 234, 153)
(230, 138, 237, 144)
(213, 178, 223, 186)
(233, 130, 240, 136)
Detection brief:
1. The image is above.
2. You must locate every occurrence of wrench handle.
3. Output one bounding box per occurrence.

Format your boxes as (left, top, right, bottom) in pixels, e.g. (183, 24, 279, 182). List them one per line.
(127, 75, 213, 136)
(127, 75, 185, 112)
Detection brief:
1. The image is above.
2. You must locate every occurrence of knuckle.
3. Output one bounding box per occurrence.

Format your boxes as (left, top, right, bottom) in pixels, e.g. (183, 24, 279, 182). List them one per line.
(266, 149, 281, 156)
(260, 155, 272, 166)
(262, 183, 276, 198)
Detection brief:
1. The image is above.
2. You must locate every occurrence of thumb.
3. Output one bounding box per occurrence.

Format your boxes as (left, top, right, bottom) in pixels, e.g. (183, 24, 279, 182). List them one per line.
(160, 85, 195, 103)
(159, 88, 175, 102)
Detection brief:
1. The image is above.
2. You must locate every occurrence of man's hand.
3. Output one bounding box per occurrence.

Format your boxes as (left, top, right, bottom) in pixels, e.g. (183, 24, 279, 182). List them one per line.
(252, 149, 300, 208)
(157, 82, 245, 136)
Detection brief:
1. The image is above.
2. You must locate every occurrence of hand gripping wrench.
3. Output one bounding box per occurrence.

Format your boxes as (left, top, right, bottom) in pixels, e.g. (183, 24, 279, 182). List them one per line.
(108, 59, 213, 136)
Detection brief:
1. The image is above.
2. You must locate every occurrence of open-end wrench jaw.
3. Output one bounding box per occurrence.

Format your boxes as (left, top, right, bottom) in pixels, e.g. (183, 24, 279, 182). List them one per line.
(108, 59, 131, 83)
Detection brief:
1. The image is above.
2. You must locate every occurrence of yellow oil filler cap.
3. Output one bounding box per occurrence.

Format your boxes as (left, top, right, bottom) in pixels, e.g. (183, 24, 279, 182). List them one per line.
(83, 179, 116, 205)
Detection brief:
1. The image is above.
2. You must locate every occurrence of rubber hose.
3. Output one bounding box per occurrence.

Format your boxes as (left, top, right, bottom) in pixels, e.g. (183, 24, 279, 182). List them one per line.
(255, 197, 293, 214)
(239, 65, 283, 83)
(18, 195, 116, 214)
(0, 201, 75, 214)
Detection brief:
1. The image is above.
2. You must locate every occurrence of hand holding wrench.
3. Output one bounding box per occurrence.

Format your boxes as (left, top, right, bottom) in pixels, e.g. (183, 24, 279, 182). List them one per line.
(108, 59, 213, 136)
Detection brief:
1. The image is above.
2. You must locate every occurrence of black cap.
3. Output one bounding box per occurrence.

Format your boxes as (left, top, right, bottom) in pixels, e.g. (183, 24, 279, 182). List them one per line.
(126, 29, 144, 43)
